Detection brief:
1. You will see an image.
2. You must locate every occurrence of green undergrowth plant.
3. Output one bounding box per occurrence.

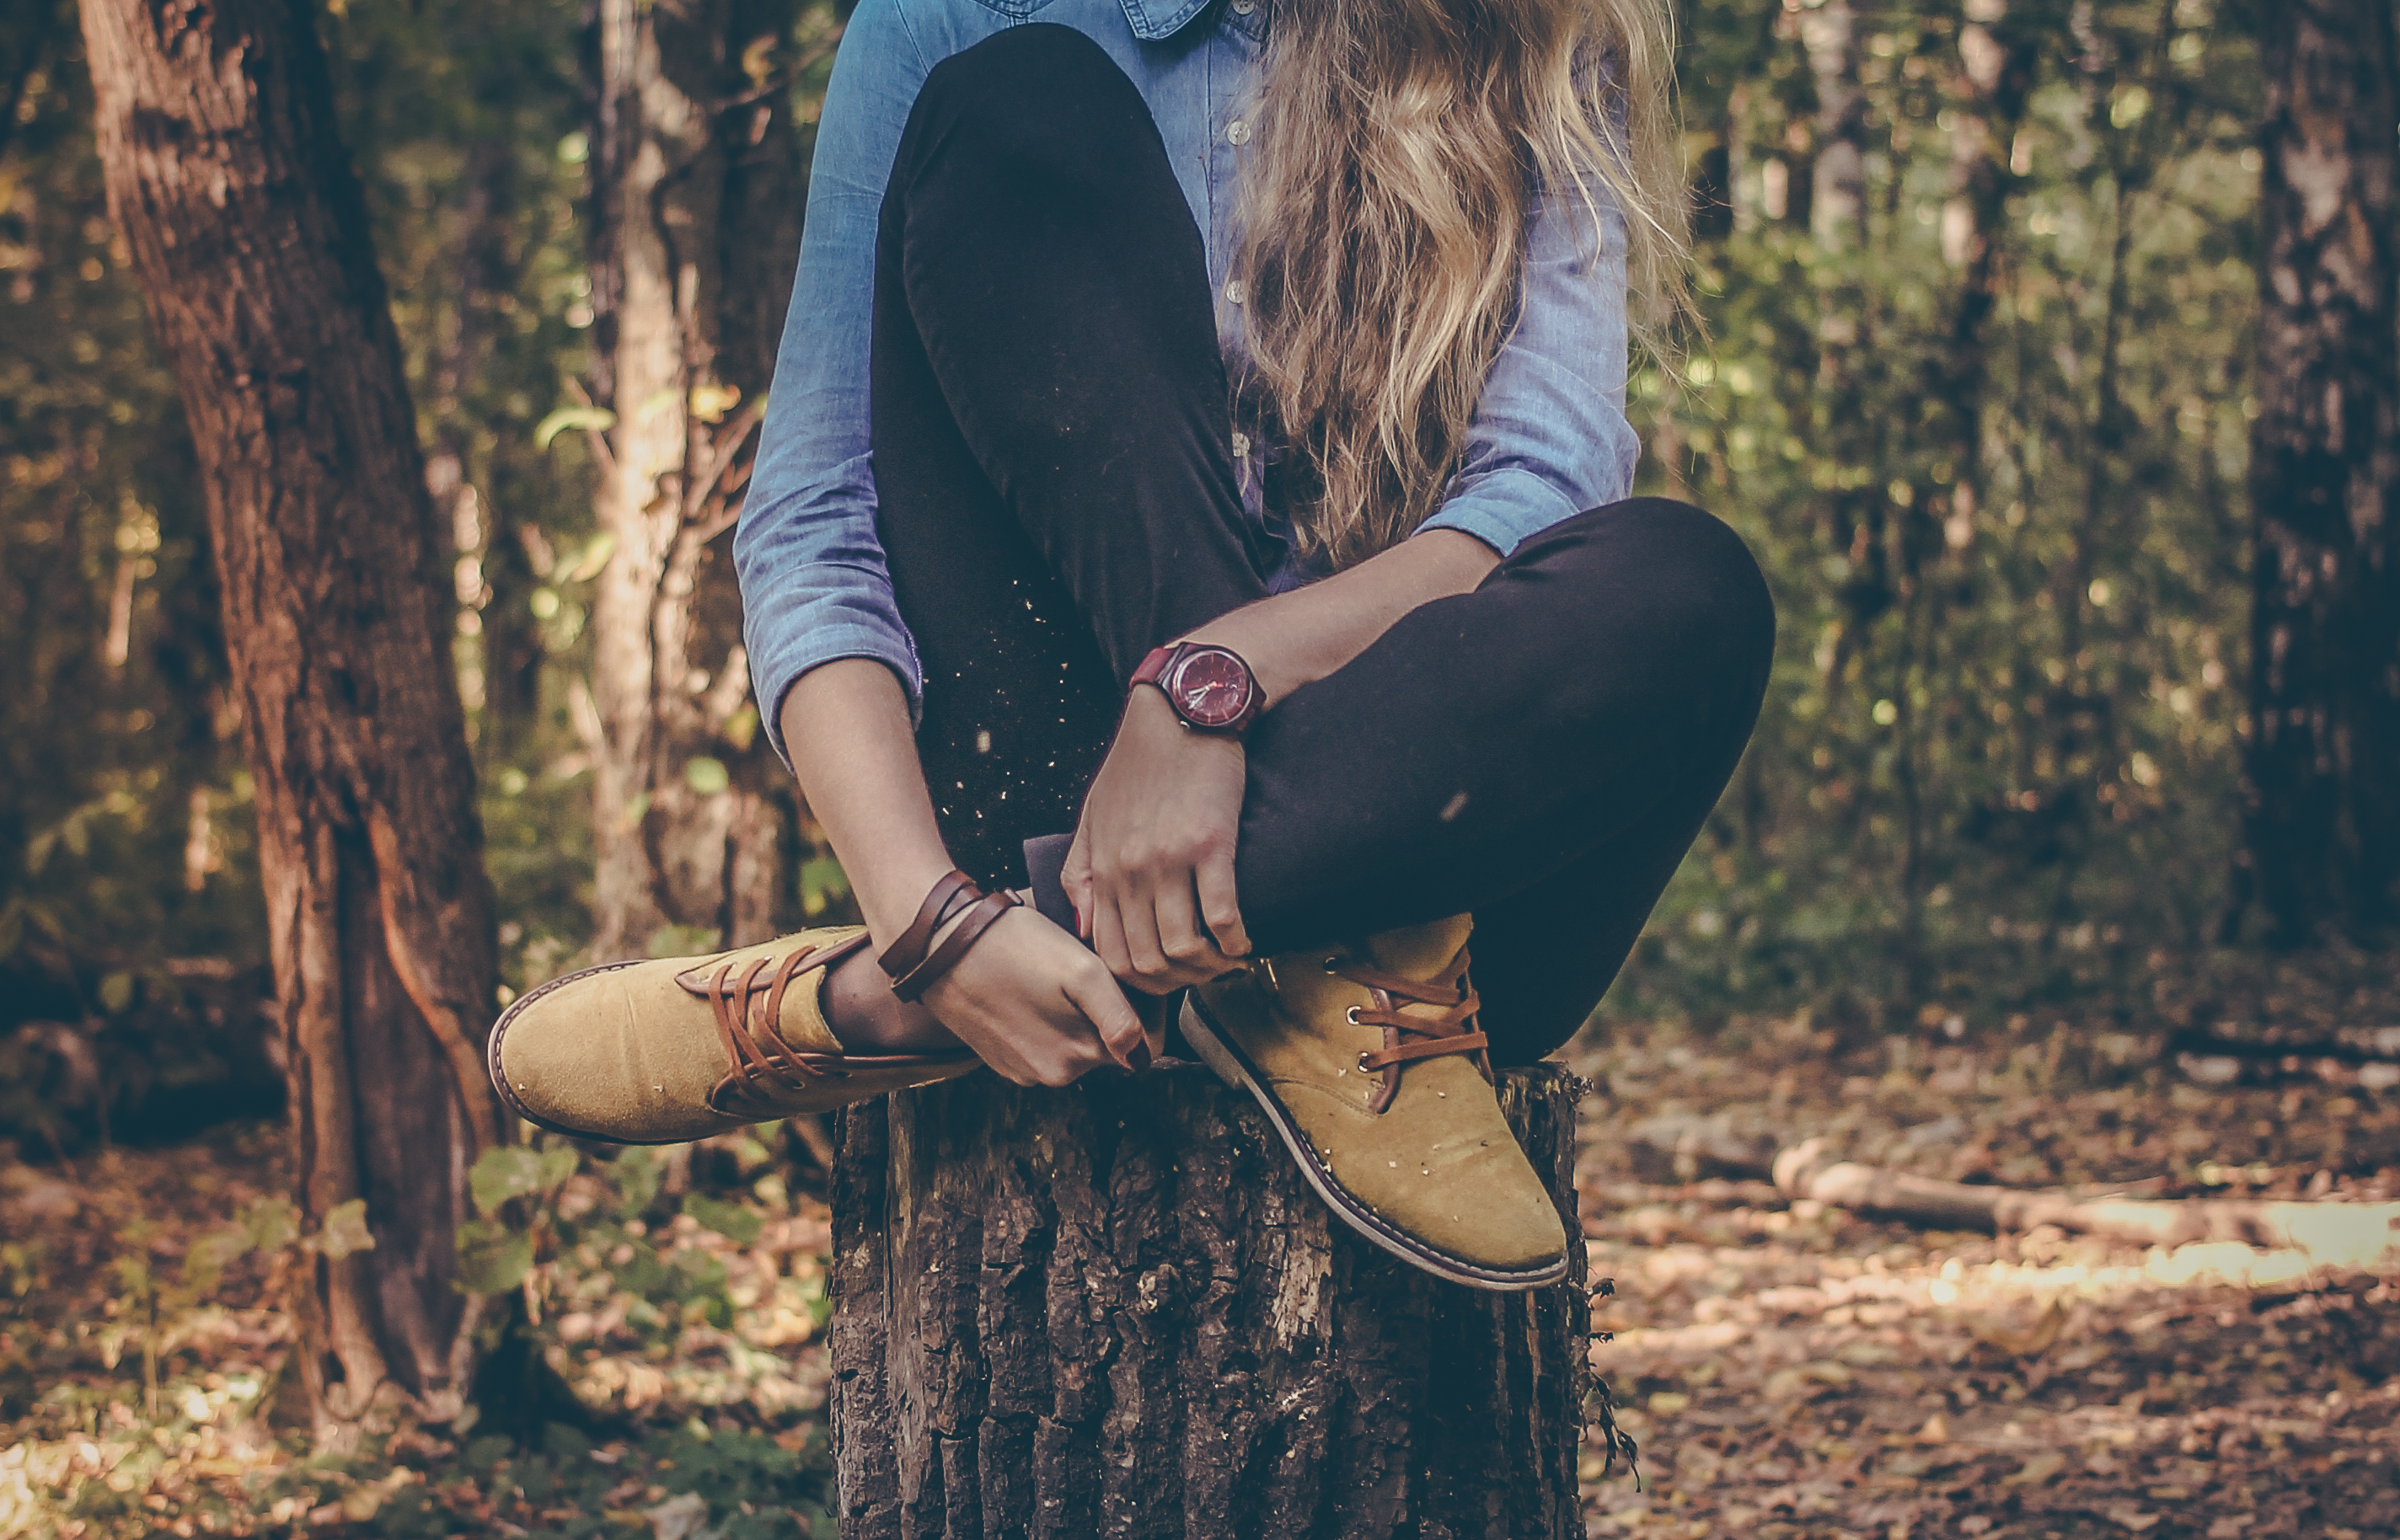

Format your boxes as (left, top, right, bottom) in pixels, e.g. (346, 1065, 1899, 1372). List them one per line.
(2, 1127, 836, 1538)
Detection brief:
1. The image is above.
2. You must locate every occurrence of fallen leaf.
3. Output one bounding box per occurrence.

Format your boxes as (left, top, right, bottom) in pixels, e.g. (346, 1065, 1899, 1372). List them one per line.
(2002, 1450, 2065, 1486)
(1763, 1360, 1855, 1399)
(1915, 1412, 1950, 1445)
(2108, 1509, 2160, 1533)
(646, 1490, 710, 1540)
(1648, 1391, 1690, 1414)
(1971, 1297, 2066, 1357)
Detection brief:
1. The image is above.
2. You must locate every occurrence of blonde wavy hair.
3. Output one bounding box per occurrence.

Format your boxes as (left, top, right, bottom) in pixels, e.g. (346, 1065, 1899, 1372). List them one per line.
(1235, 0, 1687, 569)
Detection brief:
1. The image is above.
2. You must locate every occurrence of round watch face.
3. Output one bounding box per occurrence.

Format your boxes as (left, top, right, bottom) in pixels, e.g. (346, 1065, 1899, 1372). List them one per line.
(1169, 648, 1253, 728)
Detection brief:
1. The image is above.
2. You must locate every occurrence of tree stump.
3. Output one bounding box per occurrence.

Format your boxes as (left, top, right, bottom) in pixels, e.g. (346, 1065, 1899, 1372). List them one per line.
(828, 1061, 1591, 1538)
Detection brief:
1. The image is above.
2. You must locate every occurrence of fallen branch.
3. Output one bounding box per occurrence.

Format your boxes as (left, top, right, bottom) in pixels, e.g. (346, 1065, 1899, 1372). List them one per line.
(1624, 1117, 2400, 1271)
(2172, 1025, 2400, 1091)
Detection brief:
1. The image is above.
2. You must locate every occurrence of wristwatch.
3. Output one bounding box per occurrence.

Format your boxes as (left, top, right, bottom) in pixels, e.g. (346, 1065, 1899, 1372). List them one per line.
(1131, 642, 1265, 735)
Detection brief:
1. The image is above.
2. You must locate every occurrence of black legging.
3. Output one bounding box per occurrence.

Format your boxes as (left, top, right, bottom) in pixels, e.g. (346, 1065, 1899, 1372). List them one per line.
(866, 25, 1773, 1062)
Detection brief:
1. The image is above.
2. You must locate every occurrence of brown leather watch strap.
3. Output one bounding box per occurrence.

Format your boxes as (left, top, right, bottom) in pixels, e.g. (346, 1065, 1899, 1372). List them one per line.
(879, 869, 981, 984)
(888, 888, 1021, 1003)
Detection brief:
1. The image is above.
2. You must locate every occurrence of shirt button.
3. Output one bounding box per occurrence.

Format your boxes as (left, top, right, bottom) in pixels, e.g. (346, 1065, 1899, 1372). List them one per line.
(1232, 0, 1254, 12)
(1224, 279, 1246, 305)
(1231, 432, 1251, 457)
(1227, 119, 1251, 146)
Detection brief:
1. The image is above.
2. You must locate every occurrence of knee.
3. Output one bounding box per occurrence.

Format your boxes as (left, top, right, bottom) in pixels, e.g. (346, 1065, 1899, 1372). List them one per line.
(1653, 500, 1774, 669)
(908, 25, 1153, 187)
(1540, 497, 1774, 668)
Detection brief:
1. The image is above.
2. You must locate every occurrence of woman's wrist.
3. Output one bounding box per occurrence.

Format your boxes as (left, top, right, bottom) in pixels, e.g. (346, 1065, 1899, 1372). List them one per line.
(774, 661, 966, 949)
(854, 853, 971, 949)
(1176, 529, 1500, 708)
(1121, 684, 1249, 762)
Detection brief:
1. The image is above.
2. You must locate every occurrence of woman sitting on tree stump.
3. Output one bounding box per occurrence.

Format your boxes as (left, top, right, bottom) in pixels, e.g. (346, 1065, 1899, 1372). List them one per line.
(490, 0, 1771, 1291)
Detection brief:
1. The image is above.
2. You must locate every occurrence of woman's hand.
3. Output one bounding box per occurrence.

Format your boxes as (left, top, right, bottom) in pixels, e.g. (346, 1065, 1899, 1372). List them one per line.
(1064, 688, 1252, 993)
(780, 660, 1149, 1087)
(917, 905, 1152, 1086)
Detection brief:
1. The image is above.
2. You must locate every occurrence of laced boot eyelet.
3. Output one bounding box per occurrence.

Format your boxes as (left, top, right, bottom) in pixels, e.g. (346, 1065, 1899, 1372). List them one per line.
(1356, 1051, 1375, 1072)
(1344, 1005, 1362, 1024)
(1322, 955, 1342, 974)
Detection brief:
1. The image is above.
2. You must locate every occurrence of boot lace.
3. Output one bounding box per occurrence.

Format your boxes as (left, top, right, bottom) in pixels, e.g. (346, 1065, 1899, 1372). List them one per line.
(1331, 948, 1491, 1115)
(698, 944, 849, 1115)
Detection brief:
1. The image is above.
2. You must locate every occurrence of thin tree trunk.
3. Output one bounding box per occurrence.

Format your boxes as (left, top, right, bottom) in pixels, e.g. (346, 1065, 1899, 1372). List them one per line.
(77, 0, 502, 1431)
(830, 1064, 1594, 1538)
(2240, 0, 2400, 941)
(1797, 0, 1867, 250)
(1939, 0, 2038, 543)
(424, 135, 514, 742)
(583, 0, 802, 962)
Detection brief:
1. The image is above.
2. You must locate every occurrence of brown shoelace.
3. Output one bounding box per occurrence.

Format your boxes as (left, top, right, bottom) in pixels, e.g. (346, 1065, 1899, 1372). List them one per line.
(1334, 949, 1492, 1115)
(698, 934, 867, 1115)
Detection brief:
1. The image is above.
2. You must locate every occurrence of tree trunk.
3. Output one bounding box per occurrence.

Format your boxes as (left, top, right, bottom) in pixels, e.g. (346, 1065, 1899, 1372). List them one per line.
(1797, 0, 1867, 250)
(1937, 0, 2037, 518)
(582, 0, 804, 962)
(2241, 0, 2400, 941)
(78, 0, 503, 1430)
(828, 1063, 1593, 1539)
(423, 133, 517, 746)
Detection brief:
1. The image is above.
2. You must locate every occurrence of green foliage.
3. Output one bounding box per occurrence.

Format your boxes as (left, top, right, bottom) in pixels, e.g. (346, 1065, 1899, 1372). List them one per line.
(533, 404, 617, 450)
(0, 0, 2338, 1110)
(3, 1131, 838, 1537)
(684, 1193, 767, 1248)
(0, 1, 259, 983)
(1610, 0, 2265, 1014)
(456, 1139, 801, 1345)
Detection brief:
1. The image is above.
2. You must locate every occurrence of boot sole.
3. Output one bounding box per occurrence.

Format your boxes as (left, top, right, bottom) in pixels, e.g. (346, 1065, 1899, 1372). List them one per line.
(1181, 994, 1569, 1292)
(486, 955, 978, 1146)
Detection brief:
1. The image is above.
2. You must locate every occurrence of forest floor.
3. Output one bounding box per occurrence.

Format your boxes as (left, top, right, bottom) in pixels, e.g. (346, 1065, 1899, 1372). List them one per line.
(3, 955, 2398, 1538)
(1567, 954, 2400, 1540)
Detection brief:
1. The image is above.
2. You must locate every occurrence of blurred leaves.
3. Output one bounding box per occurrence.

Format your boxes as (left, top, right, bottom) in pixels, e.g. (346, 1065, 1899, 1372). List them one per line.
(1613, 0, 2263, 1013)
(0, 1128, 838, 1537)
(532, 403, 613, 449)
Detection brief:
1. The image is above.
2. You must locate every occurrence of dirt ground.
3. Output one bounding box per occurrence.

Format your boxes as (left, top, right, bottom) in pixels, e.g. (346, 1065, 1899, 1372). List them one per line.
(1564, 998, 2400, 1540)
(5, 969, 2398, 1537)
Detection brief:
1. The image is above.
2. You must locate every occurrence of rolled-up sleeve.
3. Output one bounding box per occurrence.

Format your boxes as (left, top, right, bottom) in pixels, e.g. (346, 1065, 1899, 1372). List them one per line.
(1417, 174, 1640, 558)
(736, 0, 934, 763)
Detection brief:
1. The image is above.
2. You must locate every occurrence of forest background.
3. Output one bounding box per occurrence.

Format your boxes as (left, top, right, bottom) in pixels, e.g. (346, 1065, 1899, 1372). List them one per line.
(3, 0, 2360, 1051)
(3, 0, 2397, 1534)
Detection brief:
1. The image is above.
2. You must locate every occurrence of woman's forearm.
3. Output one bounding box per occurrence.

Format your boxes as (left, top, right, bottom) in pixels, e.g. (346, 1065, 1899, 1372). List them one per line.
(783, 532, 1497, 940)
(779, 659, 958, 945)
(1179, 528, 1500, 708)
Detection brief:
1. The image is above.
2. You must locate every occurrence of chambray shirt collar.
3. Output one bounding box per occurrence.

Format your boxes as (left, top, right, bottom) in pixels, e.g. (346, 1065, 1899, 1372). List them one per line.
(1118, 0, 1261, 41)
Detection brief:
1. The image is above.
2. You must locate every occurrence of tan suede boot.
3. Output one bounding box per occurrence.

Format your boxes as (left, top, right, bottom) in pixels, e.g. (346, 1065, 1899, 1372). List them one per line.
(488, 927, 979, 1145)
(1181, 916, 1570, 1290)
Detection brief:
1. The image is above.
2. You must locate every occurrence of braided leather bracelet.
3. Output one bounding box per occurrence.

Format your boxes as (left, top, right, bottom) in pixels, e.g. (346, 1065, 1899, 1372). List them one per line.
(879, 869, 1022, 1003)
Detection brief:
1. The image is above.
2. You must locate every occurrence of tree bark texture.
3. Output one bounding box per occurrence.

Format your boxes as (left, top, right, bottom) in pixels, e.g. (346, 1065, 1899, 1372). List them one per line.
(78, 0, 503, 1428)
(2243, 0, 2400, 939)
(582, 0, 804, 962)
(828, 1063, 1592, 1539)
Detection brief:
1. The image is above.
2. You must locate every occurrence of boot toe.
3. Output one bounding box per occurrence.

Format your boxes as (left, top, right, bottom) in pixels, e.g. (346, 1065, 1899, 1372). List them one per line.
(492, 961, 734, 1144)
(1278, 1079, 1569, 1281)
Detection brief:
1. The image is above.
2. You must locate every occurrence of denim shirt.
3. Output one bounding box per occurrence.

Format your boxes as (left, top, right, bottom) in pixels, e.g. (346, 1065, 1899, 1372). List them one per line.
(736, 0, 1638, 759)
